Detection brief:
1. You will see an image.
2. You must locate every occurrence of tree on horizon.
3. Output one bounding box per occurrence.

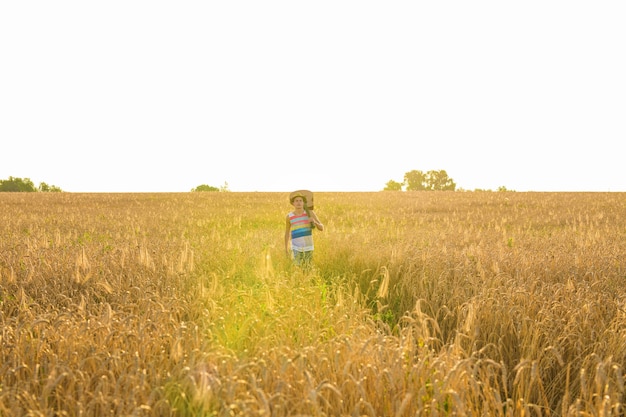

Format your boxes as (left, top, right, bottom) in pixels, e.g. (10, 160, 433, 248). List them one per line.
(0, 176, 63, 192)
(384, 169, 457, 191)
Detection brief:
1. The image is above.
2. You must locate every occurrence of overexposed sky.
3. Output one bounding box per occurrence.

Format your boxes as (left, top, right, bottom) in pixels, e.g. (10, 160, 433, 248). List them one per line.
(1, 1, 624, 192)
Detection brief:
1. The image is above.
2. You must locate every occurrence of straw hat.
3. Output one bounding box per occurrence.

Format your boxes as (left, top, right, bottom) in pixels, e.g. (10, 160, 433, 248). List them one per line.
(289, 189, 314, 209)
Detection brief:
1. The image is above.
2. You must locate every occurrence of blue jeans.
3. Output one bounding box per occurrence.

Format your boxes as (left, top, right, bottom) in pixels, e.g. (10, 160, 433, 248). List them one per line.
(292, 250, 313, 267)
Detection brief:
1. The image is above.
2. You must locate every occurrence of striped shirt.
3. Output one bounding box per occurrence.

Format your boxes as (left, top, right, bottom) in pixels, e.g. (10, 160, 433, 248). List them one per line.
(289, 211, 314, 252)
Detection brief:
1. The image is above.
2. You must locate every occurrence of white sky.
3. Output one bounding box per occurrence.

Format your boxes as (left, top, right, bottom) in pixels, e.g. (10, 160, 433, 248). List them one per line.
(1, 1, 624, 192)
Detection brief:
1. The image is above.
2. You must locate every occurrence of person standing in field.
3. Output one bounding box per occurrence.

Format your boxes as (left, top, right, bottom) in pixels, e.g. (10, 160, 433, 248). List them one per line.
(285, 190, 324, 267)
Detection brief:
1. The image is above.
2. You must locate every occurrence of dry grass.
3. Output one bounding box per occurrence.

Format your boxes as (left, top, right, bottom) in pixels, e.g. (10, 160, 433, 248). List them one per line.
(1, 191, 625, 416)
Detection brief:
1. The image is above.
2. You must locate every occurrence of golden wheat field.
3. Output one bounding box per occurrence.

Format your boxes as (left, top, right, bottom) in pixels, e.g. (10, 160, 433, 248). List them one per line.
(1, 191, 625, 416)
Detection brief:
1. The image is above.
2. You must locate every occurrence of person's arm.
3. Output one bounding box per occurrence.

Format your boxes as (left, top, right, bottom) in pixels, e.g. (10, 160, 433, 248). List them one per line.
(285, 215, 292, 254)
(309, 210, 324, 231)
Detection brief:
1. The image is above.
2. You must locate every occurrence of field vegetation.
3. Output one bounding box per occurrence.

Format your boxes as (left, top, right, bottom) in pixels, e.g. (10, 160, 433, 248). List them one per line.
(1, 191, 625, 416)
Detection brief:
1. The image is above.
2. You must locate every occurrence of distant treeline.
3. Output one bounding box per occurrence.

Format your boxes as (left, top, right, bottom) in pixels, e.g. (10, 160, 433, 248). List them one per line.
(0, 177, 63, 192)
(384, 169, 457, 191)
(384, 170, 511, 192)
(191, 182, 230, 192)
